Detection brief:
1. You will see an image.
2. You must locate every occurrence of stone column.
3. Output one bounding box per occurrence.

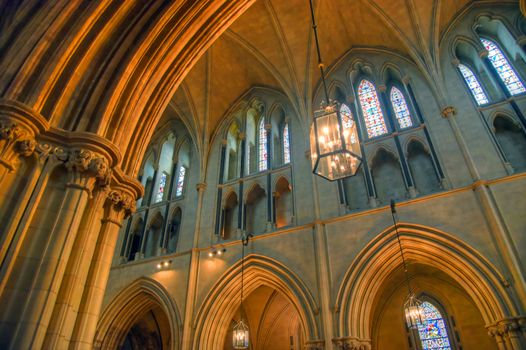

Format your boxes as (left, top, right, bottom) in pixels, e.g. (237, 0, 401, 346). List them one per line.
(69, 185, 136, 350)
(5, 148, 111, 349)
(181, 182, 207, 350)
(42, 188, 107, 349)
(442, 106, 526, 311)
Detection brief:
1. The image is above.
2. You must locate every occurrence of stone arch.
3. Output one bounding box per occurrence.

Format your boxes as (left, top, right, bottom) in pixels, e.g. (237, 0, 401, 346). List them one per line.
(274, 176, 293, 228)
(95, 277, 182, 350)
(335, 223, 516, 342)
(192, 254, 320, 350)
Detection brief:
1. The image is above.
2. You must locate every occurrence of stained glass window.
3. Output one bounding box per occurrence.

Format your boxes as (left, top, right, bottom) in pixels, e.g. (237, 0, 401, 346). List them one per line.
(175, 166, 186, 197)
(458, 64, 489, 105)
(480, 38, 526, 96)
(390, 87, 413, 128)
(283, 123, 291, 164)
(155, 172, 168, 203)
(417, 301, 452, 350)
(340, 104, 357, 145)
(358, 80, 388, 138)
(258, 118, 268, 171)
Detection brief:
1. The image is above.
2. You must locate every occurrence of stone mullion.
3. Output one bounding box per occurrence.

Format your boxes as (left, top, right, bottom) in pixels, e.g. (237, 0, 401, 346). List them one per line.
(265, 124, 272, 229)
(43, 188, 107, 349)
(69, 189, 135, 350)
(9, 149, 110, 349)
(119, 216, 133, 260)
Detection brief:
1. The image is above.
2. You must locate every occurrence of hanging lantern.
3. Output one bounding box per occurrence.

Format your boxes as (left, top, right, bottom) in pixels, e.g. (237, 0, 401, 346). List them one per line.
(310, 102, 362, 180)
(232, 318, 249, 348)
(404, 293, 425, 329)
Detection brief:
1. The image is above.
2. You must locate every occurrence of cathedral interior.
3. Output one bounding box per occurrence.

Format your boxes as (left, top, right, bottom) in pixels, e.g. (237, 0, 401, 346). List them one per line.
(0, 0, 526, 349)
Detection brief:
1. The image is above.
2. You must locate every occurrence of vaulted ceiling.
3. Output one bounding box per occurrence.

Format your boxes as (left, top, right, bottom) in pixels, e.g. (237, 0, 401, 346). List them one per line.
(167, 0, 498, 151)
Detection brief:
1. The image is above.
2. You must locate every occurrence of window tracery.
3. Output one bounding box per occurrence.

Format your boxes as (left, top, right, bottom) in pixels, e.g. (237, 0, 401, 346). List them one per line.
(458, 63, 489, 105)
(480, 37, 525, 96)
(358, 80, 388, 138)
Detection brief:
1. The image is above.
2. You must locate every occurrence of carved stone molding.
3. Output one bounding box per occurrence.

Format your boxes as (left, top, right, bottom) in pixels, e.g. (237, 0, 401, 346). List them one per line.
(487, 316, 526, 340)
(105, 189, 136, 220)
(333, 337, 372, 350)
(304, 340, 325, 350)
(196, 182, 207, 192)
(0, 121, 34, 171)
(440, 106, 457, 118)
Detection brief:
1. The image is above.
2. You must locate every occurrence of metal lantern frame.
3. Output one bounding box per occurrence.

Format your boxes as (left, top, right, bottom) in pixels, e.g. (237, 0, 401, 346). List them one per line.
(232, 233, 253, 349)
(310, 102, 362, 181)
(308, 0, 362, 181)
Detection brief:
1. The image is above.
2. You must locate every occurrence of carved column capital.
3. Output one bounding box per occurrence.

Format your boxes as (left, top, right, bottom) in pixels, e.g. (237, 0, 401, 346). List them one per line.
(304, 340, 325, 350)
(440, 106, 457, 118)
(487, 317, 526, 342)
(451, 58, 460, 67)
(0, 120, 35, 171)
(333, 337, 372, 350)
(63, 149, 112, 192)
(264, 123, 272, 131)
(377, 84, 387, 93)
(479, 49, 489, 59)
(104, 189, 136, 221)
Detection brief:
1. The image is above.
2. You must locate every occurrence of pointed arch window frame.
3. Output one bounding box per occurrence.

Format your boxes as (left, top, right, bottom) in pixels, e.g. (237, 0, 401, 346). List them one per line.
(356, 79, 389, 139)
(456, 62, 490, 106)
(480, 37, 526, 96)
(388, 85, 414, 130)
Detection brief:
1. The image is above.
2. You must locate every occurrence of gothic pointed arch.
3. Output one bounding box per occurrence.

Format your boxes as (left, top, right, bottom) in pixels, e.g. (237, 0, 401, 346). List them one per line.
(95, 277, 182, 350)
(192, 254, 320, 350)
(335, 223, 516, 342)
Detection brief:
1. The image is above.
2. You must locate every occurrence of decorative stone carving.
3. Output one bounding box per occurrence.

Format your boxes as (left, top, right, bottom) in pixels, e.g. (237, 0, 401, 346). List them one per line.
(304, 340, 325, 350)
(333, 337, 372, 350)
(487, 316, 526, 345)
(440, 106, 457, 118)
(0, 120, 33, 171)
(106, 189, 136, 218)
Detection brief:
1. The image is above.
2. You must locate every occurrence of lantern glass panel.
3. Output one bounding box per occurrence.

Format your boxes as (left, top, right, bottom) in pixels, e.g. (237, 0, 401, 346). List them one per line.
(310, 104, 362, 180)
(232, 320, 249, 349)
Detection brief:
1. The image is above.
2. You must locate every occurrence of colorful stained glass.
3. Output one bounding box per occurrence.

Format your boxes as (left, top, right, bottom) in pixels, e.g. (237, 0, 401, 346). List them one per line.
(155, 172, 167, 203)
(390, 87, 413, 128)
(175, 166, 186, 197)
(258, 118, 268, 171)
(340, 104, 357, 145)
(283, 123, 291, 164)
(417, 301, 452, 350)
(358, 80, 388, 138)
(458, 64, 489, 105)
(480, 38, 526, 96)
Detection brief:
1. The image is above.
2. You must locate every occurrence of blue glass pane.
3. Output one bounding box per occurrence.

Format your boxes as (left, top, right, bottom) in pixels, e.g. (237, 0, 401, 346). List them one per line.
(458, 64, 489, 105)
(390, 87, 413, 128)
(417, 301, 452, 350)
(358, 80, 388, 138)
(481, 38, 525, 96)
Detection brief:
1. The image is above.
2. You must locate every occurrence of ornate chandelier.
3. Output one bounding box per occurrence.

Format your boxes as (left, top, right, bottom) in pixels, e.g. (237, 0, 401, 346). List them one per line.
(232, 234, 252, 349)
(308, 0, 362, 181)
(390, 200, 424, 329)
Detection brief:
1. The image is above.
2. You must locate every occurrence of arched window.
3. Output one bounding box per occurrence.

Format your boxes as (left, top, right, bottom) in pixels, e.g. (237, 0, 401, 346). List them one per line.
(340, 104, 358, 144)
(175, 166, 186, 197)
(389, 87, 413, 129)
(358, 80, 388, 138)
(283, 123, 290, 164)
(458, 63, 490, 105)
(417, 301, 453, 349)
(155, 172, 168, 203)
(258, 118, 268, 171)
(480, 38, 526, 96)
